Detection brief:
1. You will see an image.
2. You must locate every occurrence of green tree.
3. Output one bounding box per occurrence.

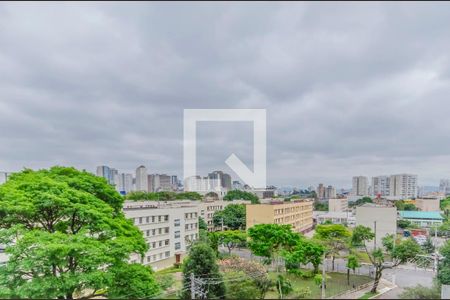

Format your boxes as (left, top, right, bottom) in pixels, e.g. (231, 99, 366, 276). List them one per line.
(422, 237, 435, 254)
(276, 275, 293, 299)
(349, 197, 373, 207)
(282, 238, 324, 274)
(216, 230, 247, 254)
(207, 231, 220, 256)
(397, 219, 413, 229)
(213, 204, 246, 230)
(0, 167, 159, 299)
(223, 271, 259, 299)
(248, 224, 300, 271)
(438, 239, 450, 285)
(314, 224, 351, 271)
(346, 255, 360, 285)
(198, 216, 208, 231)
(351, 226, 421, 293)
(181, 243, 225, 300)
(224, 190, 260, 204)
(399, 281, 441, 299)
(313, 201, 328, 211)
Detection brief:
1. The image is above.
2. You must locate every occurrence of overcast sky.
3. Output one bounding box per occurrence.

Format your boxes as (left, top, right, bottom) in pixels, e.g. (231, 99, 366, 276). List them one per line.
(2, 2, 450, 188)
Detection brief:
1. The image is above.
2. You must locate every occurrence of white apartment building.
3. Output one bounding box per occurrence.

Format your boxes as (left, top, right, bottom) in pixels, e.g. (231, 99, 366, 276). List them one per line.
(355, 204, 397, 249)
(352, 176, 368, 196)
(325, 185, 337, 199)
(328, 198, 348, 212)
(123, 200, 199, 271)
(315, 211, 355, 227)
(371, 176, 390, 197)
(135, 165, 148, 192)
(116, 173, 134, 195)
(184, 176, 226, 197)
(389, 174, 418, 199)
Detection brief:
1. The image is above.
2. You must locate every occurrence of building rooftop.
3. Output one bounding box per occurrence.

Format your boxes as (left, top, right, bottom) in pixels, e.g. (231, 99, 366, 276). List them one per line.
(398, 211, 444, 220)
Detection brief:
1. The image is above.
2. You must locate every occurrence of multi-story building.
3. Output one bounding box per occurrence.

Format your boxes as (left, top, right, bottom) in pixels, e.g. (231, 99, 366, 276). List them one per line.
(314, 211, 355, 227)
(184, 175, 226, 197)
(328, 198, 348, 212)
(389, 174, 418, 199)
(135, 165, 148, 192)
(116, 173, 134, 195)
(440, 179, 450, 195)
(148, 174, 173, 192)
(371, 176, 390, 197)
(0, 172, 10, 185)
(171, 175, 179, 190)
(96, 165, 113, 184)
(317, 184, 325, 199)
(208, 171, 232, 190)
(123, 200, 199, 271)
(246, 200, 313, 233)
(325, 185, 336, 199)
(232, 180, 243, 190)
(398, 211, 444, 228)
(355, 204, 397, 249)
(415, 198, 441, 212)
(352, 176, 368, 196)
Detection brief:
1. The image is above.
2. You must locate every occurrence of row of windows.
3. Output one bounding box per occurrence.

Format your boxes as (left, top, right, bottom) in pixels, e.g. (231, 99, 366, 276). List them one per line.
(147, 251, 170, 263)
(145, 227, 170, 237)
(184, 212, 198, 219)
(185, 223, 198, 231)
(185, 233, 198, 241)
(206, 205, 223, 211)
(133, 215, 169, 225)
(148, 239, 170, 249)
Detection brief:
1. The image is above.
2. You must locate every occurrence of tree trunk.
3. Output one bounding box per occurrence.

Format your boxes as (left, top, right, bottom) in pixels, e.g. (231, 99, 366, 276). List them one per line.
(347, 269, 350, 285)
(370, 267, 382, 293)
(332, 256, 335, 271)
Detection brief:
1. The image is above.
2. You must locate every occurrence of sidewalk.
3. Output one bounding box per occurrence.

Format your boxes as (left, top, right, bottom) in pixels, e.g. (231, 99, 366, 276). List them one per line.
(331, 279, 396, 299)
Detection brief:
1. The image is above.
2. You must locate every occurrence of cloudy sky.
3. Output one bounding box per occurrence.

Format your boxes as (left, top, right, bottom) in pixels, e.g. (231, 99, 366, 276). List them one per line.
(1, 2, 450, 188)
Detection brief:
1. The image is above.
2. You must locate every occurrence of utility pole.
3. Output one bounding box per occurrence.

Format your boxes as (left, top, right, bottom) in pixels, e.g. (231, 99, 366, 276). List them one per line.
(190, 273, 195, 300)
(321, 252, 326, 299)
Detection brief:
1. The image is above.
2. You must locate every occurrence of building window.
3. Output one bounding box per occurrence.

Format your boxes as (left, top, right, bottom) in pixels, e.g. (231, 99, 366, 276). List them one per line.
(174, 219, 180, 227)
(146, 216, 149, 223)
(165, 251, 170, 258)
(165, 215, 169, 221)
(139, 217, 142, 224)
(175, 242, 181, 250)
(165, 227, 169, 233)
(165, 239, 169, 246)
(175, 231, 180, 238)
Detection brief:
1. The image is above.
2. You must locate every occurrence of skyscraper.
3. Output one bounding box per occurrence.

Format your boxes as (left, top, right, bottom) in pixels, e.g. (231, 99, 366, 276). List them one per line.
(208, 171, 232, 190)
(352, 176, 368, 196)
(135, 165, 148, 192)
(371, 176, 390, 196)
(317, 183, 325, 199)
(389, 174, 418, 198)
(96, 165, 113, 184)
(117, 173, 133, 195)
(325, 185, 336, 199)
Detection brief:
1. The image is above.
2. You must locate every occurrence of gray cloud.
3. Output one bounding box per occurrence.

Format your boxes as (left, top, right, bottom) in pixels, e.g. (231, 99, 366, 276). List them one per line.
(1, 2, 450, 188)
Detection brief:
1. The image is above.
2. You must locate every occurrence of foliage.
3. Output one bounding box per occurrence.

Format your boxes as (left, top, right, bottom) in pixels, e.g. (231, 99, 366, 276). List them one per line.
(223, 271, 259, 299)
(276, 275, 293, 298)
(156, 273, 175, 291)
(224, 189, 260, 204)
(351, 226, 421, 293)
(314, 274, 323, 286)
(394, 200, 418, 211)
(397, 219, 415, 229)
(198, 216, 208, 231)
(0, 167, 158, 299)
(213, 204, 246, 230)
(248, 224, 300, 263)
(422, 237, 435, 254)
(438, 239, 450, 285)
(314, 201, 328, 211)
(346, 254, 360, 285)
(218, 257, 272, 299)
(399, 281, 441, 299)
(125, 191, 202, 201)
(349, 197, 373, 207)
(181, 243, 225, 300)
(282, 238, 325, 274)
(293, 287, 312, 299)
(207, 232, 220, 256)
(108, 263, 160, 299)
(216, 230, 247, 254)
(314, 224, 351, 271)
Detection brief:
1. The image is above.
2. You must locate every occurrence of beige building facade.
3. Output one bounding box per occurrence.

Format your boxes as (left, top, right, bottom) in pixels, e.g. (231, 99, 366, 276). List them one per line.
(246, 200, 313, 233)
(415, 198, 440, 212)
(328, 198, 348, 212)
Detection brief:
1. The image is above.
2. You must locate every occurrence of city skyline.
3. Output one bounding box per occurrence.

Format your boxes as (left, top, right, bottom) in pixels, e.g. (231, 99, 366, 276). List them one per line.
(2, 3, 450, 187)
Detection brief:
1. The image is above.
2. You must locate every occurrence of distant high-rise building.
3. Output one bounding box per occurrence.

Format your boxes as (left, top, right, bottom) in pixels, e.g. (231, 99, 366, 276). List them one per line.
(389, 174, 418, 199)
(148, 174, 173, 192)
(171, 175, 179, 189)
(0, 172, 10, 185)
(317, 183, 325, 199)
(184, 175, 225, 196)
(440, 179, 450, 195)
(135, 165, 148, 192)
(110, 168, 119, 186)
(208, 171, 232, 190)
(371, 176, 390, 197)
(352, 176, 368, 196)
(325, 185, 336, 199)
(96, 166, 113, 184)
(232, 180, 243, 190)
(117, 173, 133, 195)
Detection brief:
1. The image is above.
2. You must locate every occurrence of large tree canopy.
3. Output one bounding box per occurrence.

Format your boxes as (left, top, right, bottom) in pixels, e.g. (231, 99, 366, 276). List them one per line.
(213, 204, 246, 230)
(223, 190, 260, 204)
(0, 167, 159, 299)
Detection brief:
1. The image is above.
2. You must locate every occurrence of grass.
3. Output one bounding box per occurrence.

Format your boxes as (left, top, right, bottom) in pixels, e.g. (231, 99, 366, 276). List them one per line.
(265, 271, 373, 299)
(155, 265, 183, 275)
(359, 291, 378, 299)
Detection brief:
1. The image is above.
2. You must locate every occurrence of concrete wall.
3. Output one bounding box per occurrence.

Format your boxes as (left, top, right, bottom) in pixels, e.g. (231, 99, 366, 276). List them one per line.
(355, 205, 397, 249)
